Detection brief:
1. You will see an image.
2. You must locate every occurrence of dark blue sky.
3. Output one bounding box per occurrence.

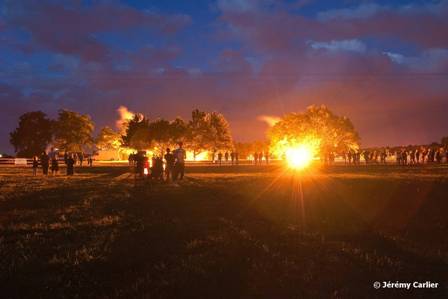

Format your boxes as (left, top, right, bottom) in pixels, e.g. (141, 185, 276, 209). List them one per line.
(1, 0, 448, 153)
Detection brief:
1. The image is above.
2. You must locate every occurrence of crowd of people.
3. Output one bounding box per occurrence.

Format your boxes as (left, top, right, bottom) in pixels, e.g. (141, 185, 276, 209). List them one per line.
(215, 151, 239, 165)
(31, 148, 93, 176)
(337, 147, 448, 165)
(251, 152, 270, 165)
(130, 142, 186, 182)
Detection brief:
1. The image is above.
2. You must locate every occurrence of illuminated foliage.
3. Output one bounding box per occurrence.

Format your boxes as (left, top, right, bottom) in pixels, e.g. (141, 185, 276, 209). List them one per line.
(269, 105, 360, 157)
(186, 109, 233, 157)
(96, 126, 121, 150)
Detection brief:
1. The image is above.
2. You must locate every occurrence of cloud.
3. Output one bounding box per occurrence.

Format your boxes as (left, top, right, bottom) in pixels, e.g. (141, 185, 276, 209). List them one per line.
(317, 3, 383, 21)
(384, 48, 448, 71)
(2, 1, 191, 62)
(216, 0, 272, 13)
(309, 39, 367, 53)
(383, 52, 405, 64)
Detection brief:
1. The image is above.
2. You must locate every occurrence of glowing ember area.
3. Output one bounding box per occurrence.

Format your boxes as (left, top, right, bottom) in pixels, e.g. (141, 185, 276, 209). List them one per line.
(285, 145, 314, 169)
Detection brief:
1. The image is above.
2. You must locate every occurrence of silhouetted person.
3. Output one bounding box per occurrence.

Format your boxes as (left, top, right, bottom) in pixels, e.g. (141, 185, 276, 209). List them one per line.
(258, 152, 263, 164)
(79, 152, 84, 167)
(224, 152, 229, 163)
(40, 152, 49, 175)
(88, 155, 93, 167)
(380, 151, 387, 164)
(151, 156, 164, 181)
(230, 152, 235, 165)
(410, 150, 415, 165)
(436, 149, 442, 163)
(265, 151, 269, 164)
(32, 156, 38, 176)
(173, 142, 186, 181)
(51, 157, 59, 175)
(135, 152, 145, 177)
(218, 152, 223, 166)
(421, 148, 427, 163)
(253, 152, 258, 164)
(402, 150, 408, 165)
(66, 154, 75, 176)
(64, 152, 68, 165)
(363, 151, 369, 165)
(164, 148, 175, 182)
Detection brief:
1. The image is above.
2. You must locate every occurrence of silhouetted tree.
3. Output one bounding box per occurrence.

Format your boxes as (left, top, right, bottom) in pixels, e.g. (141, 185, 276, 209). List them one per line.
(186, 109, 233, 159)
(121, 114, 151, 150)
(187, 109, 211, 159)
(441, 136, 448, 146)
(53, 109, 95, 152)
(208, 111, 233, 152)
(10, 111, 53, 157)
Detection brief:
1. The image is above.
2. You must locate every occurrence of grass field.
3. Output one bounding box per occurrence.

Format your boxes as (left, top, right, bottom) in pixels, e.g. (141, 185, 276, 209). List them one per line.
(1, 164, 448, 298)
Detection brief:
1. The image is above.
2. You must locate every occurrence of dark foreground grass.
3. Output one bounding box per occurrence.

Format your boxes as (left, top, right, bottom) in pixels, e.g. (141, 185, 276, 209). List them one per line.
(1, 164, 448, 298)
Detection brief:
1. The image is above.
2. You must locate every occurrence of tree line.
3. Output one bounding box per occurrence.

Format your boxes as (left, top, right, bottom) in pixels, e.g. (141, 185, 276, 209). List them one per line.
(9, 109, 233, 158)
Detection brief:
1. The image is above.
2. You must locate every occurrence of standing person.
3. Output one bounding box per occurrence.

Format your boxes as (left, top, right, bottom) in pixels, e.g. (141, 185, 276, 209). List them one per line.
(235, 152, 239, 165)
(32, 156, 39, 176)
(410, 150, 416, 165)
(265, 151, 269, 164)
(421, 148, 427, 164)
(40, 152, 49, 175)
(380, 150, 387, 164)
(173, 142, 186, 181)
(64, 152, 69, 165)
(79, 152, 84, 167)
(415, 149, 421, 164)
(164, 148, 175, 182)
(436, 149, 442, 163)
(253, 152, 258, 165)
(347, 151, 352, 165)
(363, 151, 369, 165)
(151, 156, 164, 181)
(258, 152, 263, 164)
(217, 152, 223, 166)
(88, 155, 93, 167)
(402, 150, 408, 165)
(224, 152, 229, 163)
(51, 155, 59, 175)
(135, 152, 145, 177)
(66, 154, 75, 176)
(230, 152, 235, 165)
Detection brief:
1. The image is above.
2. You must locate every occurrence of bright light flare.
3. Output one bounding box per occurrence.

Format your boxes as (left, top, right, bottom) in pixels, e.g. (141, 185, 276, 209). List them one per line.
(285, 145, 314, 169)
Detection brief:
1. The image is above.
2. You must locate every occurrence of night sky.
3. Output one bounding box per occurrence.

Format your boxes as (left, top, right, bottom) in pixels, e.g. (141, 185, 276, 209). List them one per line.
(1, 0, 448, 153)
